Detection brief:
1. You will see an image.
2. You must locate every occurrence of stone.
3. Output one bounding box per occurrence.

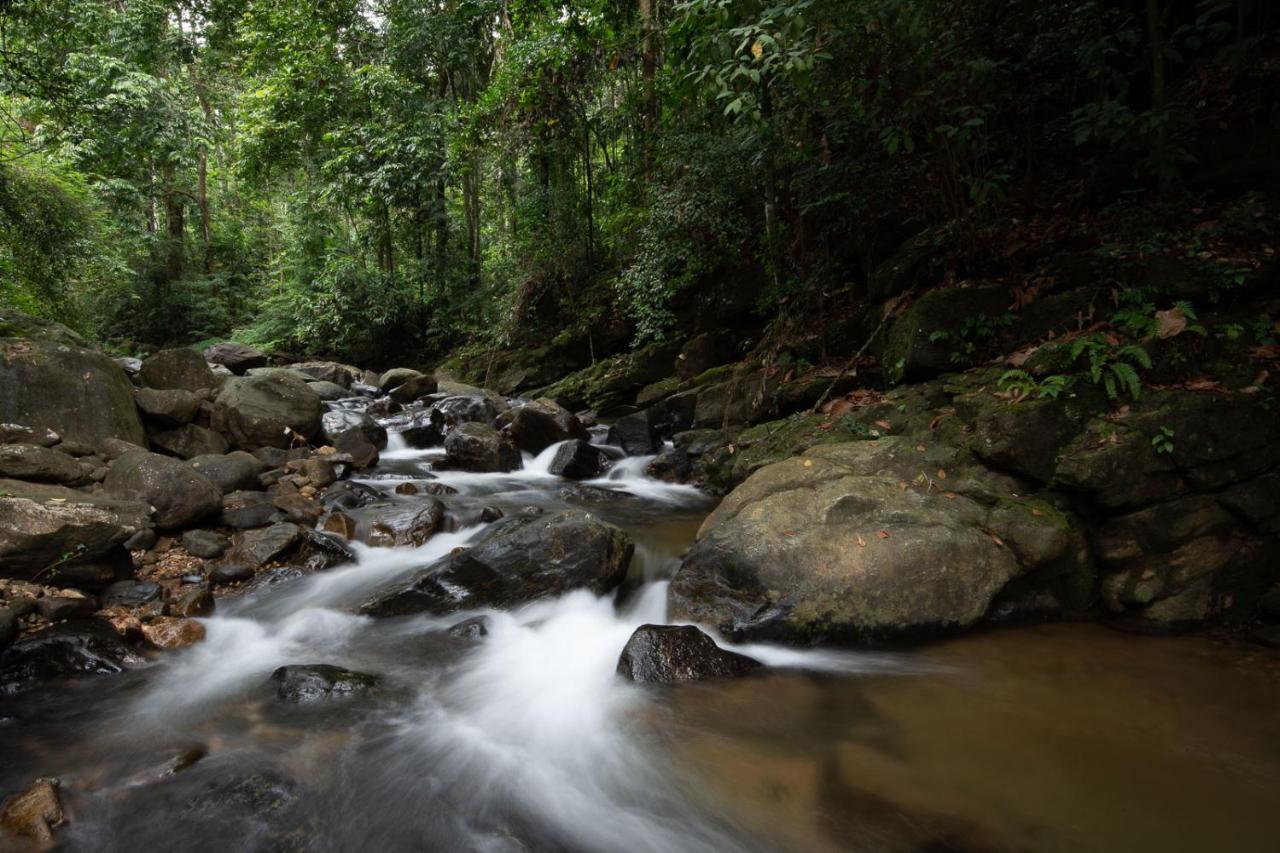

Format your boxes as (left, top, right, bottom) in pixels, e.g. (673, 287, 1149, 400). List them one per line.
(442, 422, 521, 472)
(229, 522, 301, 568)
(220, 490, 281, 528)
(608, 411, 659, 455)
(320, 480, 383, 511)
(0, 424, 59, 447)
(102, 580, 164, 607)
(298, 457, 336, 487)
(0, 778, 64, 844)
(37, 595, 97, 622)
(104, 450, 223, 530)
(0, 608, 16, 652)
(0, 618, 139, 686)
(211, 370, 323, 450)
(616, 624, 762, 683)
(0, 324, 147, 446)
(270, 664, 379, 703)
(0, 480, 151, 581)
(306, 380, 348, 401)
(139, 347, 218, 392)
(360, 510, 633, 616)
(399, 413, 444, 448)
(293, 529, 356, 571)
(547, 439, 610, 480)
(273, 493, 323, 526)
(170, 584, 215, 617)
(182, 529, 230, 559)
(208, 562, 255, 586)
(188, 452, 266, 494)
(879, 286, 1009, 384)
(142, 617, 206, 649)
(430, 394, 506, 430)
(388, 374, 439, 404)
(498, 398, 589, 453)
(378, 367, 426, 392)
(333, 429, 379, 469)
(320, 410, 387, 448)
(361, 500, 445, 548)
(133, 387, 201, 427)
(0, 444, 86, 484)
(203, 342, 268, 374)
(290, 361, 363, 387)
(447, 616, 490, 640)
(150, 423, 230, 459)
(322, 512, 357, 539)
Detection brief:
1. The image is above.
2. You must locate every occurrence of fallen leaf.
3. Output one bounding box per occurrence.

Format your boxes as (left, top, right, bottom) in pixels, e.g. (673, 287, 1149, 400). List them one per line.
(874, 419, 892, 430)
(898, 480, 908, 491)
(876, 530, 890, 539)
(943, 492, 957, 500)
(856, 534, 866, 547)
(1031, 508, 1045, 517)
(803, 459, 813, 467)
(915, 443, 926, 452)
(981, 528, 1005, 547)
(936, 468, 947, 479)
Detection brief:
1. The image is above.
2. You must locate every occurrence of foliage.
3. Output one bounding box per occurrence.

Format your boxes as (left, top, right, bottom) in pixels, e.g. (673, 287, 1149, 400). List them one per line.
(997, 369, 1070, 401)
(1069, 334, 1153, 401)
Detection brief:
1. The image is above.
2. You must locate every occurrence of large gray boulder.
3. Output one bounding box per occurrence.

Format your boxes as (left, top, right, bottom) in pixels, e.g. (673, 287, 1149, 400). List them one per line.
(0, 479, 151, 580)
(150, 424, 229, 459)
(0, 315, 146, 446)
(212, 370, 323, 450)
(360, 510, 634, 616)
(139, 347, 219, 392)
(669, 437, 1091, 644)
(291, 361, 363, 388)
(104, 450, 223, 530)
(133, 388, 201, 427)
(188, 452, 266, 494)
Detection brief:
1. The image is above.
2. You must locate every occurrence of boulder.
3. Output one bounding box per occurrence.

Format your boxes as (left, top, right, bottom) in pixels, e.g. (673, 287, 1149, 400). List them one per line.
(102, 580, 164, 607)
(0, 424, 59, 447)
(388, 374, 439, 404)
(104, 451, 223, 530)
(360, 510, 634, 616)
(669, 438, 1091, 644)
(320, 481, 384, 511)
(0, 444, 86, 484)
(398, 412, 444, 448)
(608, 411, 659, 455)
(150, 423, 229, 459)
(498, 398, 589, 453)
(676, 331, 739, 380)
(273, 493, 322, 526)
(37, 595, 97, 621)
(430, 394, 506, 430)
(306, 380, 348, 401)
(321, 410, 387, 448)
(616, 624, 762, 683)
(291, 361, 362, 387)
(203, 342, 268, 374)
(0, 619, 140, 686)
(188, 452, 266, 494)
(879, 286, 1009, 384)
(547, 439, 610, 480)
(139, 347, 219, 392)
(133, 388, 201, 427)
(211, 370, 323, 450)
(362, 500, 445, 548)
(378, 367, 425, 392)
(171, 584, 214, 617)
(270, 664, 379, 703)
(442, 422, 521, 472)
(0, 480, 151, 581)
(0, 328, 147, 446)
(334, 430, 379, 469)
(142, 617, 206, 649)
(208, 562, 255, 586)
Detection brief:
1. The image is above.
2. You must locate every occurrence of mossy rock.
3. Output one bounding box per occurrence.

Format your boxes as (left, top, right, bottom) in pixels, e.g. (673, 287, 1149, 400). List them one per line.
(0, 309, 87, 347)
(879, 286, 1009, 384)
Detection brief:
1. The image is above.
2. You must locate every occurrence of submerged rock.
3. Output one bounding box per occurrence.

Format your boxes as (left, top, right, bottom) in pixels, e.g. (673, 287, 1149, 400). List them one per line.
(360, 510, 633, 616)
(0, 777, 64, 844)
(616, 624, 762, 684)
(270, 664, 379, 703)
(0, 619, 140, 686)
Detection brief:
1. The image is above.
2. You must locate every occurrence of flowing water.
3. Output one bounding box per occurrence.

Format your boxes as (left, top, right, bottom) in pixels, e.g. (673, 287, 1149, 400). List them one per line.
(3, 411, 1280, 852)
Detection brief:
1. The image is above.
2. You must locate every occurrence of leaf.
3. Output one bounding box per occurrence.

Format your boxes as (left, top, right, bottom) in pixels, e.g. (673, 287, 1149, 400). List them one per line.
(916, 443, 926, 452)
(876, 530, 890, 539)
(982, 529, 1005, 547)
(874, 419, 892, 430)
(936, 468, 947, 479)
(856, 534, 866, 547)
(943, 492, 958, 500)
(1031, 508, 1045, 517)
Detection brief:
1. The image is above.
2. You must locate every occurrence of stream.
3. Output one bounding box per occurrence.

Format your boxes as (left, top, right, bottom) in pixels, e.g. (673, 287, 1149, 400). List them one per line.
(3, 408, 1280, 853)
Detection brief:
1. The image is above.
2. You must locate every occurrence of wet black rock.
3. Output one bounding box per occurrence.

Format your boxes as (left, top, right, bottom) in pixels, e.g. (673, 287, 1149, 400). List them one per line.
(208, 562, 255, 586)
(547, 439, 611, 480)
(220, 490, 282, 528)
(171, 584, 215, 617)
(447, 616, 490, 641)
(399, 413, 444, 448)
(270, 664, 380, 703)
(616, 624, 762, 684)
(442, 422, 521, 473)
(360, 510, 634, 617)
(320, 480, 385, 511)
(293, 529, 356, 571)
(607, 411, 659, 456)
(229, 522, 301, 568)
(321, 410, 387, 449)
(431, 395, 505, 430)
(498, 398, 589, 453)
(37, 595, 97, 622)
(0, 619, 140, 686)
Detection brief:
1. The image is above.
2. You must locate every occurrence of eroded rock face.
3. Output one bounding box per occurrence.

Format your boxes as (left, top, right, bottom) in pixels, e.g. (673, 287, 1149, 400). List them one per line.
(616, 624, 761, 684)
(104, 451, 222, 530)
(212, 370, 323, 450)
(670, 438, 1090, 644)
(0, 325, 147, 446)
(270, 664, 379, 703)
(360, 510, 634, 616)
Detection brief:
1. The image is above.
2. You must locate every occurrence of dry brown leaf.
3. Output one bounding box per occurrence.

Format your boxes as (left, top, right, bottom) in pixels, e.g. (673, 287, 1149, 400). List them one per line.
(936, 468, 947, 480)
(915, 443, 926, 452)
(874, 419, 892, 430)
(943, 492, 958, 500)
(982, 528, 1005, 547)
(856, 534, 866, 548)
(1155, 308, 1188, 339)
(1031, 508, 1045, 517)
(876, 530, 890, 539)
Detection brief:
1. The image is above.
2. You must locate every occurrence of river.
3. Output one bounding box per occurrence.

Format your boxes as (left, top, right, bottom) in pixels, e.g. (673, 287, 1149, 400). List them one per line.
(2, 411, 1279, 852)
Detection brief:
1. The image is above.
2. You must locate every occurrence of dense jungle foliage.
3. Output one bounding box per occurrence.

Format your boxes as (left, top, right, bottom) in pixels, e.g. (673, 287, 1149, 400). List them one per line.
(1, 0, 1277, 369)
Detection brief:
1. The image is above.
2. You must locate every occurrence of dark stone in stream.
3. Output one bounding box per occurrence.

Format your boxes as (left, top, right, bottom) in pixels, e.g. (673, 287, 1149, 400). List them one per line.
(171, 584, 215, 618)
(243, 565, 308, 595)
(447, 616, 490, 641)
(219, 490, 281, 529)
(37, 595, 97, 621)
(293, 529, 356, 571)
(333, 429, 380, 469)
(321, 409, 387, 448)
(320, 480, 384, 511)
(441, 422, 521, 472)
(182, 529, 230, 558)
(0, 608, 16, 652)
(229, 522, 301, 568)
(270, 664, 380, 703)
(616, 624, 762, 684)
(558, 483, 630, 504)
(359, 510, 634, 617)
(607, 411, 659, 456)
(399, 413, 444, 448)
(0, 619, 140, 687)
(547, 439, 611, 480)
(431, 395, 505, 430)
(208, 562, 255, 586)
